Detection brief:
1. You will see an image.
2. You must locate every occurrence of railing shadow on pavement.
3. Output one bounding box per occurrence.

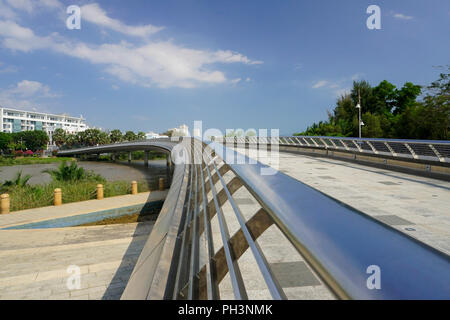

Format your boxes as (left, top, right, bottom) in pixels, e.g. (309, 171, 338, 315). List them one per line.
(101, 159, 173, 300)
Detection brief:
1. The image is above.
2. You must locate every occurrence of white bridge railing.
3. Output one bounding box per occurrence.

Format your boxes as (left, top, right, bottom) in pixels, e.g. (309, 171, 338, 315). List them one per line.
(214, 136, 450, 164)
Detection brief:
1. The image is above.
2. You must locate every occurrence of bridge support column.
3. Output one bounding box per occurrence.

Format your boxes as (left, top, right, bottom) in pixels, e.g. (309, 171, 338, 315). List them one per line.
(166, 153, 172, 184)
(111, 153, 116, 162)
(144, 151, 149, 167)
(128, 152, 132, 164)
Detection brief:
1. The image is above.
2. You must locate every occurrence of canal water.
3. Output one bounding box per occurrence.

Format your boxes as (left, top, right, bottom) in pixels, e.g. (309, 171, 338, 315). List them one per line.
(0, 160, 167, 186)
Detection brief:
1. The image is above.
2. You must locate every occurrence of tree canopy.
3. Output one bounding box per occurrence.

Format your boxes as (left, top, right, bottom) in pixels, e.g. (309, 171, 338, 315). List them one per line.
(295, 69, 449, 140)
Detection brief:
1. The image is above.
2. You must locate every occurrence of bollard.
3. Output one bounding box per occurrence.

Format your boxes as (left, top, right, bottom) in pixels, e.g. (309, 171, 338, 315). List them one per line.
(54, 188, 62, 206)
(131, 181, 138, 195)
(0, 193, 10, 214)
(159, 178, 165, 191)
(97, 184, 104, 200)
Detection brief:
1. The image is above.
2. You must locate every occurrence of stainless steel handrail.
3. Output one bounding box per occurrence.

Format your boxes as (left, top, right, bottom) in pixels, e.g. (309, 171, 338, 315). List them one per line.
(56, 138, 450, 300)
(207, 140, 450, 299)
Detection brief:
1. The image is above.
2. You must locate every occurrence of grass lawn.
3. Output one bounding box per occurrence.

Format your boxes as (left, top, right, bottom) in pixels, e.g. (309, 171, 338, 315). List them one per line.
(0, 157, 75, 166)
(7, 180, 152, 212)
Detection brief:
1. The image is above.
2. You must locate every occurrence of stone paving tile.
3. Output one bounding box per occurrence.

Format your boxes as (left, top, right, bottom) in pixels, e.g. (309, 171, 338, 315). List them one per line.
(0, 219, 153, 300)
(234, 147, 450, 255)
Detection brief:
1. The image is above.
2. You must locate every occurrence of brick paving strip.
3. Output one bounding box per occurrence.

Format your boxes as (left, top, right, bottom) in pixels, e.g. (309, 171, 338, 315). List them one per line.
(0, 192, 164, 300)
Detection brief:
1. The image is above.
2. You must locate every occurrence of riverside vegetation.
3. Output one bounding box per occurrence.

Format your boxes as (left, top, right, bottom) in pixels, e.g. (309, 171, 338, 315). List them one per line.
(0, 161, 151, 212)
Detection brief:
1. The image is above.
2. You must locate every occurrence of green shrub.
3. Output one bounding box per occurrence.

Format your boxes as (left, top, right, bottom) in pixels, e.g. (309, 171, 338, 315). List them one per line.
(42, 161, 104, 182)
(1, 171, 32, 191)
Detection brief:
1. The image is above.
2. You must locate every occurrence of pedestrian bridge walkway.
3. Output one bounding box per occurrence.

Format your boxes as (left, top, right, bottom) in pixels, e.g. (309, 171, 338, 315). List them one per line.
(234, 147, 450, 255)
(0, 191, 167, 300)
(1, 137, 449, 300)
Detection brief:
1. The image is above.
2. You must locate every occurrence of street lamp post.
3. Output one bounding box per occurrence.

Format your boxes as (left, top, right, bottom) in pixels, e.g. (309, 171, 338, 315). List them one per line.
(356, 89, 364, 138)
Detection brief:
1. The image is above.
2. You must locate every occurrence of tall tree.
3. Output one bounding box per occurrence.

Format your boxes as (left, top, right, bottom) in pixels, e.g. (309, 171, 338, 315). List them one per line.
(394, 82, 422, 115)
(123, 131, 137, 141)
(137, 131, 146, 140)
(109, 129, 123, 143)
(52, 128, 66, 147)
(372, 80, 397, 114)
(13, 131, 49, 151)
(0, 132, 12, 152)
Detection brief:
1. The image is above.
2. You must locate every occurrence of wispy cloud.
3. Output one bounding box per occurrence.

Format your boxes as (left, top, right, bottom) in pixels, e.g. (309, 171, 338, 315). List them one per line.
(231, 78, 242, 85)
(0, 3, 262, 88)
(81, 3, 164, 38)
(294, 63, 303, 71)
(11, 80, 58, 98)
(311, 74, 360, 96)
(0, 80, 59, 111)
(312, 80, 328, 89)
(0, 61, 18, 73)
(4, 0, 62, 14)
(393, 13, 414, 20)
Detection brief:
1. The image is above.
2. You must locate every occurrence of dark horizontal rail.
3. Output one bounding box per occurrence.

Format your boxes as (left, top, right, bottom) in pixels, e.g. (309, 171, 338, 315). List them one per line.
(208, 141, 450, 299)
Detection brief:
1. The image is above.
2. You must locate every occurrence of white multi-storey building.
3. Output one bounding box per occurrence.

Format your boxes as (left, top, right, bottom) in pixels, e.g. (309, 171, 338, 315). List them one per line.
(0, 107, 88, 146)
(169, 124, 189, 137)
(145, 131, 169, 139)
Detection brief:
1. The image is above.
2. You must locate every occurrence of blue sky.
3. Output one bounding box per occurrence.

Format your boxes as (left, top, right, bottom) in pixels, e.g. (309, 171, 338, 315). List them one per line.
(0, 0, 448, 135)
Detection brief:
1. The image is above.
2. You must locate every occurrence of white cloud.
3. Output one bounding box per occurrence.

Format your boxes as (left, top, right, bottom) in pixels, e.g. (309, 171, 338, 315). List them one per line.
(5, 0, 62, 13)
(81, 3, 164, 38)
(0, 61, 17, 73)
(0, 20, 55, 52)
(0, 3, 261, 88)
(211, 50, 262, 65)
(5, 0, 34, 13)
(0, 80, 58, 111)
(393, 13, 414, 20)
(0, 0, 17, 19)
(11, 80, 57, 97)
(38, 0, 62, 9)
(231, 78, 242, 85)
(311, 74, 359, 96)
(111, 85, 120, 90)
(312, 80, 328, 89)
(0, 17, 261, 88)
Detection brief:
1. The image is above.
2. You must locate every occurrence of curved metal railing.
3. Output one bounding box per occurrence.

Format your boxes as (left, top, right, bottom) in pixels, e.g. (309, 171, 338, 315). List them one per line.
(214, 136, 450, 164)
(56, 138, 450, 299)
(121, 138, 449, 300)
(57, 138, 176, 156)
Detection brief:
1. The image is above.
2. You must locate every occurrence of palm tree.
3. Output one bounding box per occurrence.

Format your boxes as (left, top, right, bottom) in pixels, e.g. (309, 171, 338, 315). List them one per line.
(109, 129, 123, 143)
(137, 131, 146, 140)
(2, 171, 32, 189)
(52, 128, 67, 147)
(123, 131, 137, 141)
(43, 161, 104, 182)
(43, 161, 86, 181)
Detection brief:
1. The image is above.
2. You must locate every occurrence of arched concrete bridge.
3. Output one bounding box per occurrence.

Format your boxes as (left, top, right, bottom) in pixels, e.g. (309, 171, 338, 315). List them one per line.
(54, 136, 450, 300)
